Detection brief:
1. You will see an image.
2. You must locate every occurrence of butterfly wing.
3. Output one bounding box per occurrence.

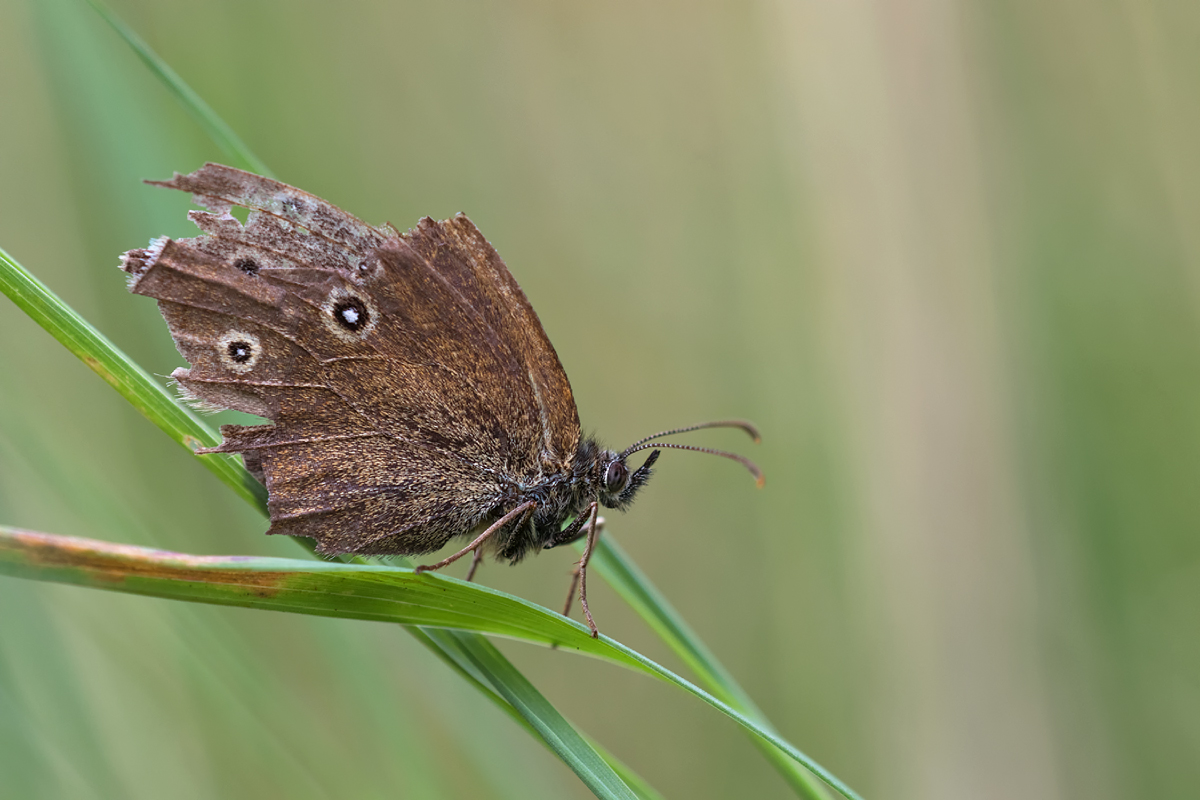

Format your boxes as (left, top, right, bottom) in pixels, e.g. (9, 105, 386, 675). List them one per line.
(121, 164, 581, 555)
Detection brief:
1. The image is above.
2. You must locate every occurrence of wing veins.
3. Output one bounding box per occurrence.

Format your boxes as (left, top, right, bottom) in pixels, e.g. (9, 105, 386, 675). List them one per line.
(412, 238, 558, 463)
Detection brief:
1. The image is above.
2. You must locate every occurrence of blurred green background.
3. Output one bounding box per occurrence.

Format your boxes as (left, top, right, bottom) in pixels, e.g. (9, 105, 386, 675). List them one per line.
(2, 0, 1199, 798)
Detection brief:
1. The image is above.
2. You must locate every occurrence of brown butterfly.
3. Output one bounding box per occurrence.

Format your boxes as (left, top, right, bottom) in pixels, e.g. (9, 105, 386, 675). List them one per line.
(121, 164, 762, 636)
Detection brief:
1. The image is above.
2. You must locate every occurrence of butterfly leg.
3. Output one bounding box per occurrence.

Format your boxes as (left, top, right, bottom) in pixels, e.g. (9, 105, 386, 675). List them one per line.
(575, 501, 602, 637)
(560, 514, 606, 618)
(415, 501, 537, 574)
(465, 548, 485, 582)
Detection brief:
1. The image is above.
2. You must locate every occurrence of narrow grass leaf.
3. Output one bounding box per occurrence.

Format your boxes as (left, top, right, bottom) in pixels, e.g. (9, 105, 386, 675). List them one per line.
(409, 627, 663, 800)
(83, 0, 272, 177)
(432, 632, 639, 800)
(0, 526, 862, 800)
(591, 537, 833, 799)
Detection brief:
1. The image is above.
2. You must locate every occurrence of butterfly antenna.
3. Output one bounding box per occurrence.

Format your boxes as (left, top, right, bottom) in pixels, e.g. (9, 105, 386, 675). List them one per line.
(622, 442, 765, 488)
(620, 419, 760, 457)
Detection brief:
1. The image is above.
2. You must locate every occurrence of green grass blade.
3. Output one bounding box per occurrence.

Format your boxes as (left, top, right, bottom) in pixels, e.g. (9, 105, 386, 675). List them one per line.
(82, 0, 273, 178)
(591, 537, 833, 799)
(583, 738, 668, 800)
(0, 526, 701, 656)
(0, 526, 862, 800)
(429, 632, 639, 800)
(0, 525, 647, 800)
(0, 246, 268, 512)
(409, 627, 664, 800)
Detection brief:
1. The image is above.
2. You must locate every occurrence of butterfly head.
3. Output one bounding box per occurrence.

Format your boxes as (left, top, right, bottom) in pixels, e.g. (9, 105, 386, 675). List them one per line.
(595, 448, 662, 511)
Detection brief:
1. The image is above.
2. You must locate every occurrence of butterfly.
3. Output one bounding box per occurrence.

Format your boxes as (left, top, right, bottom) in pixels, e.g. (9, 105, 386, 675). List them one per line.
(121, 164, 762, 636)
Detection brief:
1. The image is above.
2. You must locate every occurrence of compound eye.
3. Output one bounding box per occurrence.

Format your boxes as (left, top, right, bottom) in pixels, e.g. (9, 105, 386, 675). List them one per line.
(604, 460, 629, 493)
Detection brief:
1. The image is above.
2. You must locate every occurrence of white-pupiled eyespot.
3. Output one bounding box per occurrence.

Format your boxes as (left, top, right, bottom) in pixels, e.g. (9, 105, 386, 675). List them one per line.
(217, 330, 262, 373)
(322, 287, 378, 341)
